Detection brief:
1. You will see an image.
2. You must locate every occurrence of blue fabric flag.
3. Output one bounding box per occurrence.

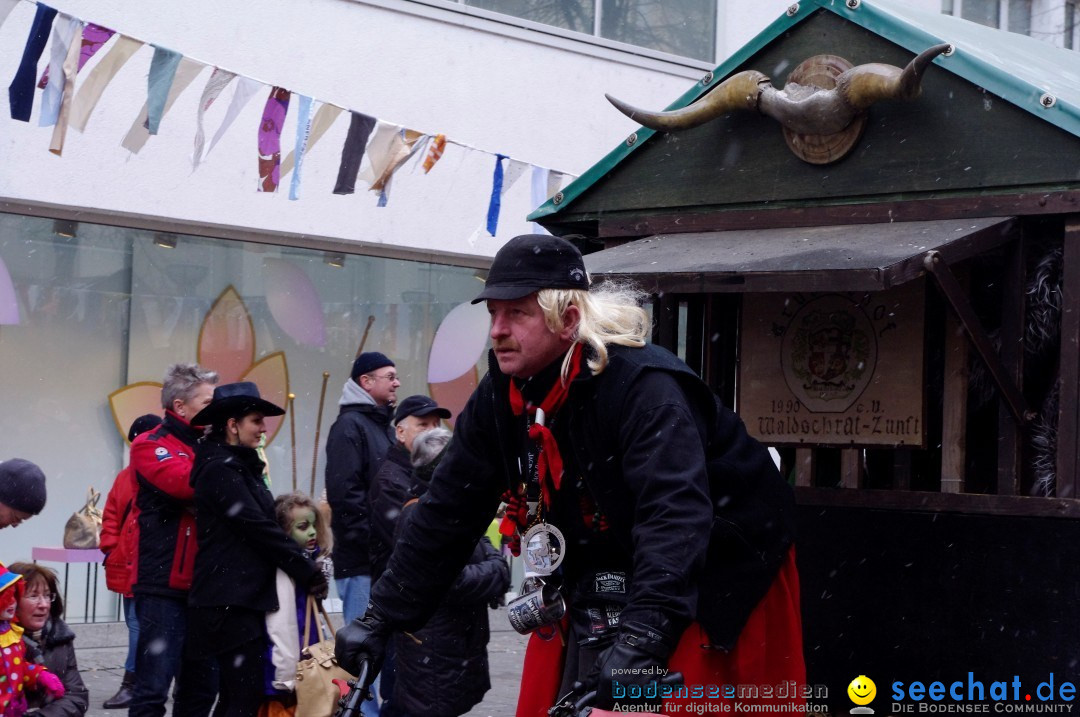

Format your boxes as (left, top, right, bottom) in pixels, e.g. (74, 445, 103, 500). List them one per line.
(289, 95, 314, 201)
(8, 3, 58, 122)
(146, 45, 182, 135)
(486, 154, 507, 237)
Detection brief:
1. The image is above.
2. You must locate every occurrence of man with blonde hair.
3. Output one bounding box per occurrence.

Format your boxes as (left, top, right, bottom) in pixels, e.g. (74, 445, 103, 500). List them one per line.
(338, 235, 803, 715)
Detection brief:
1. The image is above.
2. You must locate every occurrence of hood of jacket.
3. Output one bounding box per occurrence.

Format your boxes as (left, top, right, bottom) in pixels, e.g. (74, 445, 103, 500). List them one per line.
(339, 378, 377, 407)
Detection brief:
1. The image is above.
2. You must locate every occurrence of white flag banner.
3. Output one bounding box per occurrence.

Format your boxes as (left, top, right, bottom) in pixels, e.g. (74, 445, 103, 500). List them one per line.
(192, 68, 238, 169)
(39, 15, 80, 127)
(121, 57, 204, 154)
(206, 76, 263, 157)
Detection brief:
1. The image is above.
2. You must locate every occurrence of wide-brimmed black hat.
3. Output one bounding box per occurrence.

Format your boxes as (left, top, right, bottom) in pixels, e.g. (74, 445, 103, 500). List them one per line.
(472, 234, 589, 304)
(394, 395, 451, 423)
(191, 382, 285, 427)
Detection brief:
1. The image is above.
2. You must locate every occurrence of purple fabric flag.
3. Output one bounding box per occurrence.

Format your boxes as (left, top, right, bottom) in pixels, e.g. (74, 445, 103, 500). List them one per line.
(146, 46, 182, 135)
(8, 3, 58, 121)
(38, 23, 115, 89)
(333, 111, 377, 195)
(486, 154, 507, 236)
(258, 86, 291, 193)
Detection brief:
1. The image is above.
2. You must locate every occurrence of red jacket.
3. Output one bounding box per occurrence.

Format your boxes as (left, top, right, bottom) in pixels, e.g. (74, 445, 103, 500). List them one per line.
(100, 465, 139, 596)
(130, 411, 200, 597)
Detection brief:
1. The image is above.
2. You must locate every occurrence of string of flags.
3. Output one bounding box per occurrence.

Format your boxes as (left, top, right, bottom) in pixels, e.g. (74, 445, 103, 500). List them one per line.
(1, 0, 574, 236)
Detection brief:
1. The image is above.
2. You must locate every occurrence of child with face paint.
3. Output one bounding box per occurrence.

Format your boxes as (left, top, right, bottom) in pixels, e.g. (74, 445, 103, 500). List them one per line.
(263, 493, 334, 702)
(0, 563, 65, 716)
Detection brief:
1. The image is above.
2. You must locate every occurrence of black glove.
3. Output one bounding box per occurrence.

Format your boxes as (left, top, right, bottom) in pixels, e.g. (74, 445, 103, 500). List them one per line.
(306, 569, 329, 601)
(591, 621, 672, 710)
(334, 603, 390, 684)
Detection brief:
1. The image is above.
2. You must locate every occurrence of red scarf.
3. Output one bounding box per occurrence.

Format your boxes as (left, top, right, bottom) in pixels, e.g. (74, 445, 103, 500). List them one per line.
(499, 344, 584, 552)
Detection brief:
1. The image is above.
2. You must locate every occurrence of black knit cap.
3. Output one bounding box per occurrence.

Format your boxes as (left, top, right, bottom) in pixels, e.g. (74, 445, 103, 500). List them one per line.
(0, 458, 47, 515)
(127, 414, 163, 443)
(351, 352, 395, 381)
(472, 234, 589, 304)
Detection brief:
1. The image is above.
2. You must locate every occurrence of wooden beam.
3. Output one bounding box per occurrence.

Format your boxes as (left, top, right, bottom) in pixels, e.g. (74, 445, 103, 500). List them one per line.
(684, 296, 704, 376)
(795, 486, 1080, 519)
(841, 449, 864, 489)
(795, 448, 815, 488)
(652, 293, 678, 354)
(592, 190, 1080, 239)
(1058, 216, 1080, 499)
(941, 303, 969, 494)
(997, 234, 1027, 496)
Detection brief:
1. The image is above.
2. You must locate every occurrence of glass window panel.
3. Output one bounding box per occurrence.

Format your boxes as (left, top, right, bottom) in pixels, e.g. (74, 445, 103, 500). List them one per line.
(942, 0, 955, 14)
(960, 0, 1001, 28)
(600, 0, 716, 61)
(1067, 1, 1078, 49)
(1007, 0, 1031, 34)
(466, 0, 595, 34)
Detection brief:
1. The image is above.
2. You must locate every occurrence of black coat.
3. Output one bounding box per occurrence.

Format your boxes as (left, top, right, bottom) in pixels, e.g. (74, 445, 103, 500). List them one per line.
(368, 443, 413, 582)
(373, 343, 795, 650)
(24, 619, 89, 717)
(325, 403, 395, 577)
(391, 494, 509, 717)
(189, 442, 318, 612)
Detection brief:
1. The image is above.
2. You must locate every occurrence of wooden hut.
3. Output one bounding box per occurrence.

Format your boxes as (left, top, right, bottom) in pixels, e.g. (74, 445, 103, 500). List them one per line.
(531, 0, 1080, 695)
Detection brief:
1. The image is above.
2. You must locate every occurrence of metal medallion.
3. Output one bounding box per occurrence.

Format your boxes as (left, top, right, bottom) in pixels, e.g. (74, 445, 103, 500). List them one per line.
(521, 522, 566, 576)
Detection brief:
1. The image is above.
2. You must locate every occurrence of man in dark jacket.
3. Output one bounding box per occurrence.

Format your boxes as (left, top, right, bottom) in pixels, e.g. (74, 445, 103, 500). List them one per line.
(128, 363, 219, 717)
(337, 235, 804, 715)
(325, 352, 398, 716)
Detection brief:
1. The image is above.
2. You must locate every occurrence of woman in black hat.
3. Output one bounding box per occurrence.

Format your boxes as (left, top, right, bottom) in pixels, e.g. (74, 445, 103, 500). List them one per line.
(186, 382, 327, 716)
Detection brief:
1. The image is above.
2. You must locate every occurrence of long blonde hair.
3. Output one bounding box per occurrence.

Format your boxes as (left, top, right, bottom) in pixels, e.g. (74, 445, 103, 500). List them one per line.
(537, 280, 650, 380)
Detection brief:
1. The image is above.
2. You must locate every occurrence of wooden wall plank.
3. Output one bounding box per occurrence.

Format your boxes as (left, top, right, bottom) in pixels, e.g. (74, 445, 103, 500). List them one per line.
(997, 235, 1026, 495)
(1058, 216, 1080, 499)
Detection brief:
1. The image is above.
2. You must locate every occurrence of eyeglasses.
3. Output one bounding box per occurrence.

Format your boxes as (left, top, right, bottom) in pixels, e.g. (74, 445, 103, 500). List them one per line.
(23, 592, 55, 604)
(366, 372, 399, 383)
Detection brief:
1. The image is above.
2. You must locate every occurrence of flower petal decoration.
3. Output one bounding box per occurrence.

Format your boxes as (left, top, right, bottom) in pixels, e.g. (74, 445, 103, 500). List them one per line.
(197, 285, 255, 385)
(108, 381, 163, 444)
(0, 254, 20, 325)
(263, 258, 326, 347)
(240, 351, 289, 445)
(428, 369, 477, 429)
(427, 301, 490, 383)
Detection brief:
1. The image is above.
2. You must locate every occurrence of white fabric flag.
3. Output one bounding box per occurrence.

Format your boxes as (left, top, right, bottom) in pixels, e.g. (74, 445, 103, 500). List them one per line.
(48, 19, 84, 155)
(280, 103, 342, 178)
(357, 121, 402, 186)
(121, 58, 204, 154)
(206, 76, 263, 157)
(69, 35, 143, 133)
(502, 159, 528, 196)
(530, 165, 552, 234)
(39, 15, 80, 127)
(192, 68, 237, 169)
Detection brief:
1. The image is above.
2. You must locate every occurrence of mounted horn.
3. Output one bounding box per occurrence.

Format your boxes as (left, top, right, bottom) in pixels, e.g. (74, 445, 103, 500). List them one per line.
(606, 44, 950, 164)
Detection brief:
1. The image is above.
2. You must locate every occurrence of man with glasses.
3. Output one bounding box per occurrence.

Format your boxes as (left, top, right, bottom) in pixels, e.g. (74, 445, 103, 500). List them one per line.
(325, 352, 400, 715)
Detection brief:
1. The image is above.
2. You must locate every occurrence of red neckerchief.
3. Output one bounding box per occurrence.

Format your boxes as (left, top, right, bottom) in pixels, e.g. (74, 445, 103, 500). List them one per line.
(498, 344, 583, 553)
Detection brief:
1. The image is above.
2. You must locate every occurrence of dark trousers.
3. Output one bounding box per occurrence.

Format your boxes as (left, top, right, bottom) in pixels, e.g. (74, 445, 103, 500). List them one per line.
(129, 594, 219, 717)
(211, 636, 266, 717)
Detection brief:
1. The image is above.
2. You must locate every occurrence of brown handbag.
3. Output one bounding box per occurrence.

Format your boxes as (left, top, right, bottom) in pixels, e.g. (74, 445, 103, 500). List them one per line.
(294, 596, 355, 717)
(62, 488, 103, 549)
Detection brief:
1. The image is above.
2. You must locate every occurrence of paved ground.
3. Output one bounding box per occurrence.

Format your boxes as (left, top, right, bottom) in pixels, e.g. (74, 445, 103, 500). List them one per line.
(73, 608, 528, 717)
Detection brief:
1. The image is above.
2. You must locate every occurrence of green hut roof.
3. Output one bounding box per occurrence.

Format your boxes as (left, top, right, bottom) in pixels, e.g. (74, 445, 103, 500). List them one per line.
(529, 0, 1080, 223)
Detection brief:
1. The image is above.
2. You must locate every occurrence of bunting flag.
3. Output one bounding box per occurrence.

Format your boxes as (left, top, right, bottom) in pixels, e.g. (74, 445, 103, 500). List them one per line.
(530, 166, 550, 233)
(288, 94, 314, 201)
(146, 46, 182, 134)
(47, 18, 84, 155)
(0, 0, 19, 29)
(69, 34, 142, 132)
(121, 57, 203, 154)
(191, 67, 237, 169)
(258, 86, 291, 193)
(207, 76, 262, 158)
(486, 154, 507, 236)
(8, 2, 57, 121)
(38, 23, 115, 89)
(281, 102, 342, 178)
(38, 15, 79, 127)
(372, 128, 423, 192)
(422, 133, 446, 173)
(333, 111, 376, 195)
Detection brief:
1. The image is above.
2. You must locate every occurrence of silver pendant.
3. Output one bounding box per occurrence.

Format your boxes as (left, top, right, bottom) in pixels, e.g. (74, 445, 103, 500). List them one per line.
(522, 522, 566, 576)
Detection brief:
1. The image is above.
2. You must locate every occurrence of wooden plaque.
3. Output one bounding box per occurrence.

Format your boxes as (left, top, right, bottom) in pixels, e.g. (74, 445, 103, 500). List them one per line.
(739, 281, 926, 447)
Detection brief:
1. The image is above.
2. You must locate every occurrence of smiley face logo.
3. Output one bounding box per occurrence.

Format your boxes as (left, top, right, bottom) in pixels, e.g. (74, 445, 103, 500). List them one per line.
(848, 675, 877, 706)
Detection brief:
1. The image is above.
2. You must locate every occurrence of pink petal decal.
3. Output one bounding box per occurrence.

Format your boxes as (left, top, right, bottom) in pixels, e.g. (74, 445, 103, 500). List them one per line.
(428, 302, 490, 383)
(0, 254, 19, 325)
(241, 352, 290, 445)
(108, 382, 164, 444)
(428, 369, 478, 429)
(263, 258, 326, 347)
(197, 286, 255, 385)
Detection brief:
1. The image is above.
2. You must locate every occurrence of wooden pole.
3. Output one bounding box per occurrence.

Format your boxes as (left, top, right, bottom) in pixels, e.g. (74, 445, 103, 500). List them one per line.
(311, 371, 330, 496)
(288, 393, 297, 491)
(355, 315, 376, 358)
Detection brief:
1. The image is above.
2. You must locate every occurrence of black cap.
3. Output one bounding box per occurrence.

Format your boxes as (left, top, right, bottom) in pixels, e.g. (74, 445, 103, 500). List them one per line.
(128, 414, 163, 443)
(394, 395, 451, 423)
(472, 234, 589, 304)
(190, 382, 285, 427)
(351, 352, 395, 381)
(0, 459, 47, 515)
